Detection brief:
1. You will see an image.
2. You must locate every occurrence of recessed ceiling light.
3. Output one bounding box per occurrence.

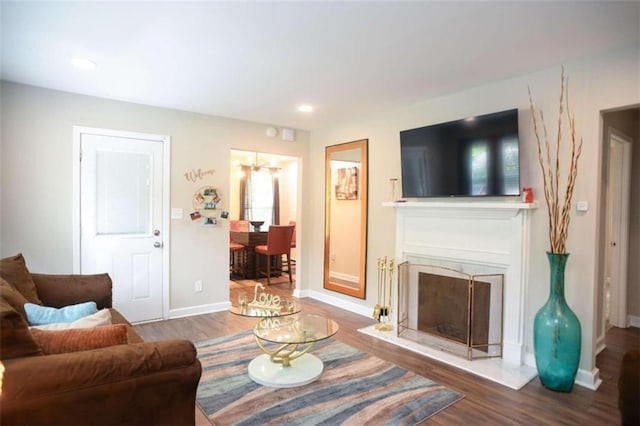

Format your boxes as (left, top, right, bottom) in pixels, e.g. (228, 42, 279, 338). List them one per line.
(70, 57, 96, 71)
(298, 104, 313, 113)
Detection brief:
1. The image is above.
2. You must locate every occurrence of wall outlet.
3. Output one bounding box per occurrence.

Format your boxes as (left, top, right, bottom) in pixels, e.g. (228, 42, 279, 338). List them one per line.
(194, 280, 203, 292)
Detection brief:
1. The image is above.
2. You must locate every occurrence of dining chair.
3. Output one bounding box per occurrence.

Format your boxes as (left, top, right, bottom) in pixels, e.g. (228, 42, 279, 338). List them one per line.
(289, 220, 296, 248)
(285, 220, 296, 272)
(255, 225, 295, 287)
(229, 220, 250, 278)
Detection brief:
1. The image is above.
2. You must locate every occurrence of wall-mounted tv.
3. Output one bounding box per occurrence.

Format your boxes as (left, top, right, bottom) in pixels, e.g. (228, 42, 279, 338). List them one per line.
(400, 108, 520, 198)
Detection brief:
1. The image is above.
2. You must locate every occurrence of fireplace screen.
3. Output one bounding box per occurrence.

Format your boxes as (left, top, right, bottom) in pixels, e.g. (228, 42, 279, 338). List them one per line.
(397, 262, 503, 360)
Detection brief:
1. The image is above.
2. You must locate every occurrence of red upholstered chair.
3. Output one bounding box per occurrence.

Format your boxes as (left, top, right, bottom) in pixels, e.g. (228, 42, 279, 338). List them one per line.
(229, 220, 250, 277)
(230, 220, 250, 233)
(255, 225, 295, 287)
(286, 220, 297, 271)
(289, 220, 297, 249)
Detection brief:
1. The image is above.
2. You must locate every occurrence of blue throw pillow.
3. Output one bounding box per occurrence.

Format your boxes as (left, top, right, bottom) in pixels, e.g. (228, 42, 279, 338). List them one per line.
(24, 302, 98, 326)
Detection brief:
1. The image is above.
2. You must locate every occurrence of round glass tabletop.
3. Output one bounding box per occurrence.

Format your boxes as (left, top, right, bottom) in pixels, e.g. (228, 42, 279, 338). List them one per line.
(229, 298, 301, 317)
(253, 313, 339, 345)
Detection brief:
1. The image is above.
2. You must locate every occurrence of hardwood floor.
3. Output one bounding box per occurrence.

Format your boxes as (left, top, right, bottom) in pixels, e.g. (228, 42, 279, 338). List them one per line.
(134, 279, 638, 425)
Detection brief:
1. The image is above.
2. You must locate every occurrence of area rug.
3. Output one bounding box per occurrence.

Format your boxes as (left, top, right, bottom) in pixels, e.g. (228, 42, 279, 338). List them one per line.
(195, 331, 463, 425)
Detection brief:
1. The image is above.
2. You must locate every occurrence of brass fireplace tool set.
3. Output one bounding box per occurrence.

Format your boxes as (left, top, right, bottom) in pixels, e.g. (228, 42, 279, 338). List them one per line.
(373, 256, 394, 331)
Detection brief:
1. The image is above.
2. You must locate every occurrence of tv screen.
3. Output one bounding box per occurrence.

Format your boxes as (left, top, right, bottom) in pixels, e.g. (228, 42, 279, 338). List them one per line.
(400, 109, 520, 198)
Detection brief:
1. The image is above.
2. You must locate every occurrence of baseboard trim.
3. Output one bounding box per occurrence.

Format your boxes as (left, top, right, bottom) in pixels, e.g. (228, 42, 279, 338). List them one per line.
(169, 302, 230, 319)
(307, 290, 372, 318)
(628, 315, 640, 328)
(574, 367, 602, 390)
(293, 288, 310, 299)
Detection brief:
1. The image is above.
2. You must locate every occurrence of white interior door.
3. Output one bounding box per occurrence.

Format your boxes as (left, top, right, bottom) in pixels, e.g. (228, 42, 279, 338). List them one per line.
(605, 130, 632, 328)
(77, 128, 168, 323)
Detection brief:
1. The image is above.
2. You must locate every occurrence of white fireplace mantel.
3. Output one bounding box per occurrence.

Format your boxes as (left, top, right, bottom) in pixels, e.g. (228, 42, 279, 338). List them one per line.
(382, 200, 538, 213)
(365, 200, 539, 389)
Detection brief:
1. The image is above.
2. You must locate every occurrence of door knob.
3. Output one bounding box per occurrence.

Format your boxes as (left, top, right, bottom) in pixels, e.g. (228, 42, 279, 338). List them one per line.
(154, 241, 163, 248)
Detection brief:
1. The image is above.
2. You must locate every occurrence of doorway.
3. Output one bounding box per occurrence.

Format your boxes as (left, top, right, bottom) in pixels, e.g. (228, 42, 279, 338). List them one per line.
(599, 107, 639, 338)
(228, 150, 299, 295)
(73, 127, 171, 323)
(605, 130, 632, 328)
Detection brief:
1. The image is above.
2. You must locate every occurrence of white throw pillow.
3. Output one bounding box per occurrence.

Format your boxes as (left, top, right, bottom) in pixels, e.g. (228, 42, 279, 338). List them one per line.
(29, 309, 112, 330)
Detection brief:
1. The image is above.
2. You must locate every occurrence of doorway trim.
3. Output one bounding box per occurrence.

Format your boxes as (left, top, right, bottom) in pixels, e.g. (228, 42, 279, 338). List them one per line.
(604, 127, 632, 329)
(72, 126, 172, 320)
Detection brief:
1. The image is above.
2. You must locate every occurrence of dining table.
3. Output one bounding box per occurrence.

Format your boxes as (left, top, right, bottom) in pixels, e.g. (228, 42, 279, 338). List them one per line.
(230, 231, 281, 279)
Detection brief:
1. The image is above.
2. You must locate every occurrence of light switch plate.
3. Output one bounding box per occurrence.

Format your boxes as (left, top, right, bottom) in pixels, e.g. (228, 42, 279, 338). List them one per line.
(171, 208, 183, 219)
(576, 201, 589, 212)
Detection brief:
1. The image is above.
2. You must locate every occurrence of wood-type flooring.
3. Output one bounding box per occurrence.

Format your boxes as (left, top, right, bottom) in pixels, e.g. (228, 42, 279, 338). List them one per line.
(134, 278, 639, 425)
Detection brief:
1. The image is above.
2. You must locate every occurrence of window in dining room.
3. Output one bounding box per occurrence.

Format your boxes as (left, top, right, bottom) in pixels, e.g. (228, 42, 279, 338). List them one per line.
(247, 169, 275, 226)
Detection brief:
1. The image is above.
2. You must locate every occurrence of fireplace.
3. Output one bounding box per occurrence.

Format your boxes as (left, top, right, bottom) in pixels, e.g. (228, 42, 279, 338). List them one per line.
(398, 262, 503, 360)
(359, 200, 538, 389)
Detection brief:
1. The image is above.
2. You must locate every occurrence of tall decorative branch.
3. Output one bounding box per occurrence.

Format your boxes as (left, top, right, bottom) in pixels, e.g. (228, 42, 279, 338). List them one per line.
(528, 67, 583, 254)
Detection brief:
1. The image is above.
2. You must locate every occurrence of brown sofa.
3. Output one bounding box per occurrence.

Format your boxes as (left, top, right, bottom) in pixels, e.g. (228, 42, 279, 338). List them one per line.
(619, 348, 640, 426)
(0, 254, 202, 426)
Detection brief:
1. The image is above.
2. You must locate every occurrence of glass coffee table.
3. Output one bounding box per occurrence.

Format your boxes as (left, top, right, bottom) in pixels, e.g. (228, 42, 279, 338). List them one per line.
(248, 313, 339, 388)
(229, 299, 300, 317)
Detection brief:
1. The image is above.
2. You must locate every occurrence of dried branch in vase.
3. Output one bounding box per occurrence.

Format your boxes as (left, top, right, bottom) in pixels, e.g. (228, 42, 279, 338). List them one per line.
(528, 67, 583, 254)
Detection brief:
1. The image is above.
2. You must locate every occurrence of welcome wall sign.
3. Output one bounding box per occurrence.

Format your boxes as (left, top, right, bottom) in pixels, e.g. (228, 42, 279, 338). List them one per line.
(184, 168, 214, 182)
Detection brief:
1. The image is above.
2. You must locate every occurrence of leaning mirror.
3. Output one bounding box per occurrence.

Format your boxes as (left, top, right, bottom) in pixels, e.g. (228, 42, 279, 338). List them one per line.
(324, 139, 368, 299)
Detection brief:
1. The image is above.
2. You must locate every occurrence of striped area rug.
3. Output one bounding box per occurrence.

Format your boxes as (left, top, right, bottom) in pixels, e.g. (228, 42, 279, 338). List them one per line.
(196, 331, 463, 425)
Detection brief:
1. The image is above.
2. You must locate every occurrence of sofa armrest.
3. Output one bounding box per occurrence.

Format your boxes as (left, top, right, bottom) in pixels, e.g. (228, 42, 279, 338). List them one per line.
(31, 273, 112, 309)
(1, 340, 202, 425)
(619, 349, 640, 426)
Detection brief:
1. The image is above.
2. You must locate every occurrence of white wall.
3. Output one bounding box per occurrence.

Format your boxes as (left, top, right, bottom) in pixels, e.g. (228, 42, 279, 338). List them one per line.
(0, 82, 310, 315)
(307, 46, 639, 383)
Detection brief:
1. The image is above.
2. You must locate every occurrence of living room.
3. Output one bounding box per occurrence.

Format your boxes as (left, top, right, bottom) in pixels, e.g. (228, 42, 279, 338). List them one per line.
(1, 1, 639, 425)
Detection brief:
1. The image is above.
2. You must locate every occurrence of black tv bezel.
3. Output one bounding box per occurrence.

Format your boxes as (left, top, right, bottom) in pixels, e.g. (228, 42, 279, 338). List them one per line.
(399, 108, 521, 199)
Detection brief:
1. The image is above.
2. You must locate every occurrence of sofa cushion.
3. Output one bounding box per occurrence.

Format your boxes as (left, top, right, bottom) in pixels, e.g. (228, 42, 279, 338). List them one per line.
(0, 277, 30, 318)
(0, 253, 43, 305)
(31, 273, 113, 310)
(110, 308, 144, 343)
(25, 301, 98, 326)
(0, 297, 43, 360)
(30, 324, 129, 354)
(30, 308, 112, 330)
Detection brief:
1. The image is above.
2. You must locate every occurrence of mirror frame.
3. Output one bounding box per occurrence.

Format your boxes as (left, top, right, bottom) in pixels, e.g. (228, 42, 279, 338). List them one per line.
(323, 139, 368, 299)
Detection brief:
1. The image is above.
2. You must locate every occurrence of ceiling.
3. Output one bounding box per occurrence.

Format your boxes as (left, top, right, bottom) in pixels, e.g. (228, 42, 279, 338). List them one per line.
(2, 1, 638, 131)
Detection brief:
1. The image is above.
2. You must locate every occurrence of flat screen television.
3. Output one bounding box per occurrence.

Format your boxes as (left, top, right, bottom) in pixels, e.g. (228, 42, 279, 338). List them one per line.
(400, 108, 520, 198)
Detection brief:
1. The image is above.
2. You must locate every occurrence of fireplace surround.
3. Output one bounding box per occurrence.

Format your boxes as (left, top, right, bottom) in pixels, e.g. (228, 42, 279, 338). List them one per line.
(360, 200, 538, 389)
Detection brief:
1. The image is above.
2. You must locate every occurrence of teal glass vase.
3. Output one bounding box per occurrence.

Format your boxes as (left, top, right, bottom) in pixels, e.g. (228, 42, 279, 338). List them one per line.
(533, 252, 581, 392)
